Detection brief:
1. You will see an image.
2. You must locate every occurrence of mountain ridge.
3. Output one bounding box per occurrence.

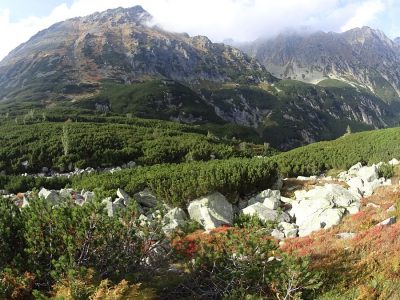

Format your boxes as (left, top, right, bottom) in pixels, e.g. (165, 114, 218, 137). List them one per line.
(238, 26, 400, 103)
(0, 6, 398, 150)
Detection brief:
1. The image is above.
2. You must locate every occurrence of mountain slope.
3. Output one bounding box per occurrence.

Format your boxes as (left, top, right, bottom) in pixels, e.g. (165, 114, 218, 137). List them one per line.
(0, 7, 398, 150)
(0, 6, 271, 104)
(240, 27, 400, 103)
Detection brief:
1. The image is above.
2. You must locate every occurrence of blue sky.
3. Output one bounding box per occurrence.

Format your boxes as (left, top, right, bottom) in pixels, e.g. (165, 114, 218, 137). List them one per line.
(0, 0, 73, 21)
(0, 0, 399, 61)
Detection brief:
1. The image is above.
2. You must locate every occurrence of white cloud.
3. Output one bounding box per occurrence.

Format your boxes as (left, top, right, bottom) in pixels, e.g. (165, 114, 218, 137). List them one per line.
(0, 0, 395, 61)
(341, 0, 385, 31)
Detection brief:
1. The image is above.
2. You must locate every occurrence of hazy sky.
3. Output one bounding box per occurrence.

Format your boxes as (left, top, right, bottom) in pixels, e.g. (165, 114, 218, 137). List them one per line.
(0, 0, 399, 61)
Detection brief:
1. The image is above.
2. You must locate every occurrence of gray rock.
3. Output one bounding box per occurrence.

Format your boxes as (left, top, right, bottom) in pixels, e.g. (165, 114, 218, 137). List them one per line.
(389, 158, 399, 166)
(271, 229, 285, 240)
(297, 208, 346, 237)
(134, 188, 158, 208)
(117, 188, 130, 205)
(278, 222, 298, 238)
(346, 201, 361, 214)
(272, 176, 284, 190)
(59, 188, 74, 199)
(238, 199, 248, 210)
(188, 192, 233, 230)
(163, 208, 187, 225)
(280, 196, 294, 204)
(83, 191, 95, 202)
(377, 216, 397, 226)
(387, 205, 396, 213)
(347, 177, 364, 192)
(102, 197, 114, 217)
(357, 165, 378, 183)
(363, 179, 383, 196)
(263, 197, 281, 210)
(366, 202, 380, 208)
(348, 162, 363, 175)
(127, 161, 136, 168)
(248, 189, 280, 206)
(241, 202, 291, 223)
(38, 188, 60, 204)
(336, 232, 356, 239)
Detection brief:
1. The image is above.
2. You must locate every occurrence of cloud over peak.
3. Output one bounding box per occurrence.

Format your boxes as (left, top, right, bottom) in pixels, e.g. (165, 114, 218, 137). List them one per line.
(0, 0, 398, 61)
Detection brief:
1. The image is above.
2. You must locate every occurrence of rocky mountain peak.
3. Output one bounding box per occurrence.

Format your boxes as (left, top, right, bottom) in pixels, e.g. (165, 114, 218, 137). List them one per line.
(343, 26, 394, 47)
(82, 5, 153, 25)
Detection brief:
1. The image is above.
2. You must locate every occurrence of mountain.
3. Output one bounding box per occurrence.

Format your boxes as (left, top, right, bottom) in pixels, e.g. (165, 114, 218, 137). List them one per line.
(0, 5, 270, 104)
(240, 27, 400, 103)
(0, 8, 397, 150)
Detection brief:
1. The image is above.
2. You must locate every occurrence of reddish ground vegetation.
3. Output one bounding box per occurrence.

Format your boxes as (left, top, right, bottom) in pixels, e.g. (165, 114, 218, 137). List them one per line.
(281, 185, 400, 298)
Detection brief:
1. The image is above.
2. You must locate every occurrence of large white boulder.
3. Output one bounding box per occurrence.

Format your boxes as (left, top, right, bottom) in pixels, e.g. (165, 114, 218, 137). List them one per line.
(348, 162, 363, 175)
(188, 192, 233, 230)
(241, 202, 291, 223)
(297, 208, 346, 237)
(294, 184, 358, 207)
(357, 165, 379, 183)
(248, 189, 280, 207)
(291, 184, 355, 236)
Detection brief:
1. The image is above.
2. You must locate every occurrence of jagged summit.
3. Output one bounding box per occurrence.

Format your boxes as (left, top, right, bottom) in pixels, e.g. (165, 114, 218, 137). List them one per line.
(239, 26, 400, 102)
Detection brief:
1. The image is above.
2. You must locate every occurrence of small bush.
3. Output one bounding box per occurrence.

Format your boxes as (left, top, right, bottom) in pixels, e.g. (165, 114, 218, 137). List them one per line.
(173, 228, 322, 299)
(378, 163, 394, 179)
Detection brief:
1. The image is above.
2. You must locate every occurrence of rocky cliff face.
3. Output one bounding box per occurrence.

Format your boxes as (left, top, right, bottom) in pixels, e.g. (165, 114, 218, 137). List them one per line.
(240, 27, 400, 103)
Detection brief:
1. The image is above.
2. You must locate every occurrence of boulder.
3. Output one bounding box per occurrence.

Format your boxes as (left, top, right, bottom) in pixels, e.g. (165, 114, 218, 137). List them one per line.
(241, 203, 291, 223)
(38, 188, 60, 204)
(377, 216, 396, 226)
(357, 165, 378, 183)
(102, 197, 114, 217)
(346, 177, 364, 192)
(278, 222, 298, 238)
(348, 162, 363, 175)
(363, 179, 383, 196)
(389, 158, 400, 166)
(270, 229, 285, 240)
(263, 197, 281, 210)
(117, 188, 130, 205)
(294, 184, 358, 207)
(162, 208, 188, 234)
(59, 188, 73, 199)
(188, 192, 233, 230)
(346, 201, 361, 214)
(134, 188, 158, 208)
(280, 196, 295, 204)
(163, 207, 187, 225)
(83, 191, 95, 202)
(297, 208, 346, 237)
(248, 189, 280, 206)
